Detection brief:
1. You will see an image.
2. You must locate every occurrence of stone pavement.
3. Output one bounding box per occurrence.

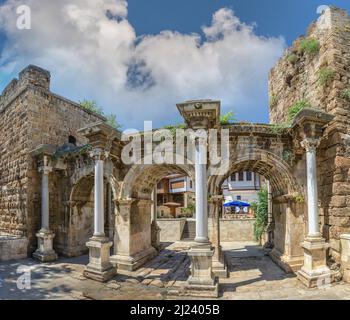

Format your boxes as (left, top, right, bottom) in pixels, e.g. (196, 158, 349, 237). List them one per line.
(0, 241, 349, 300)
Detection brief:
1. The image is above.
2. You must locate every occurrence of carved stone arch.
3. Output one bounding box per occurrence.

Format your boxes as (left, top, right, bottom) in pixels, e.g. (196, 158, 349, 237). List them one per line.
(208, 148, 304, 199)
(69, 158, 118, 202)
(119, 159, 195, 200)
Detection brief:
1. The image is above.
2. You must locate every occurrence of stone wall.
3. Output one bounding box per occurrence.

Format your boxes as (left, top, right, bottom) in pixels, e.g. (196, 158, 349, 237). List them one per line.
(0, 235, 28, 261)
(157, 219, 187, 242)
(209, 219, 256, 242)
(269, 7, 350, 261)
(0, 65, 105, 255)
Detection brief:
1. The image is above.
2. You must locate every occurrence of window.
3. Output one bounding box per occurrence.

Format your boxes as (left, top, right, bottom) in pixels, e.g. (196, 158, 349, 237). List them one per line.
(157, 182, 162, 189)
(170, 181, 185, 190)
(68, 135, 77, 146)
(189, 180, 193, 188)
(246, 171, 252, 181)
(238, 172, 244, 181)
(237, 196, 241, 200)
(230, 174, 236, 181)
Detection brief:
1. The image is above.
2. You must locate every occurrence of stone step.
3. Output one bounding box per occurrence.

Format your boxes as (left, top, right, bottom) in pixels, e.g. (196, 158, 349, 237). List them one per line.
(181, 220, 196, 240)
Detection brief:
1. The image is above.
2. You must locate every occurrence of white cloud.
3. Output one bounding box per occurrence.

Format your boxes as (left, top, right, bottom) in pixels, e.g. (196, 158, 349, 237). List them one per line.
(0, 0, 285, 128)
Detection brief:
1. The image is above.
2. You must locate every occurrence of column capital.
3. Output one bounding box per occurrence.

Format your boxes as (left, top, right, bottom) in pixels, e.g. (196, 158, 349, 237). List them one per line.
(89, 148, 108, 161)
(300, 138, 320, 153)
(39, 165, 52, 175)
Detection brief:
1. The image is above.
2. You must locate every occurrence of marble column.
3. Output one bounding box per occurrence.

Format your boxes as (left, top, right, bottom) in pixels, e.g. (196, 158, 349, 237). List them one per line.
(151, 186, 161, 250)
(84, 148, 116, 282)
(186, 138, 218, 297)
(194, 139, 208, 243)
(211, 196, 228, 278)
(33, 155, 58, 262)
(297, 138, 332, 288)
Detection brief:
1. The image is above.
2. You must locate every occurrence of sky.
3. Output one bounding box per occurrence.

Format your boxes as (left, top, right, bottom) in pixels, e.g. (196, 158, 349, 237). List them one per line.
(0, 0, 350, 129)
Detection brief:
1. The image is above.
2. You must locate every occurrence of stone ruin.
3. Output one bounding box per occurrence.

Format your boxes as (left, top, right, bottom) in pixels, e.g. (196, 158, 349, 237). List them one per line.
(0, 6, 349, 295)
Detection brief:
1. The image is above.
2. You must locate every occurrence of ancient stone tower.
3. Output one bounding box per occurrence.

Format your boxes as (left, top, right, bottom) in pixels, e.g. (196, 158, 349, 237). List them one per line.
(269, 6, 350, 262)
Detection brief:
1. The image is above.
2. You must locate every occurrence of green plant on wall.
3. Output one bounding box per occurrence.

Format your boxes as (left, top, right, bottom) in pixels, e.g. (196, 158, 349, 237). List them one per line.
(79, 99, 122, 130)
(299, 38, 320, 56)
(253, 187, 268, 243)
(287, 53, 299, 64)
(287, 99, 311, 122)
(294, 194, 305, 203)
(341, 87, 350, 101)
(269, 94, 279, 108)
(269, 123, 289, 135)
(162, 123, 187, 137)
(318, 67, 336, 87)
(220, 111, 237, 125)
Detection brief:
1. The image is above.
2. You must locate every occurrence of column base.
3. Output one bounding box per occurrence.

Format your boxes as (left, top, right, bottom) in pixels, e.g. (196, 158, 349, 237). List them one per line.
(33, 230, 58, 263)
(186, 243, 219, 298)
(110, 246, 157, 271)
(297, 237, 332, 288)
(84, 236, 116, 283)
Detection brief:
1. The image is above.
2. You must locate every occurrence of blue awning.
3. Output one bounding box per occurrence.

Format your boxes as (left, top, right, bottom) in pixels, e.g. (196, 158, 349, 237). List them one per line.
(223, 200, 250, 207)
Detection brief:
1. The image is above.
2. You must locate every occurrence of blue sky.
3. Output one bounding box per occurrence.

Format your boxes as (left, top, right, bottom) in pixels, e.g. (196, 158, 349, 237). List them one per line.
(127, 0, 350, 43)
(0, 1, 350, 128)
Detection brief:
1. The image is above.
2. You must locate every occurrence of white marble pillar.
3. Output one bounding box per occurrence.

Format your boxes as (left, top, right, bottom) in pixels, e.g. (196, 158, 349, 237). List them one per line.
(40, 163, 50, 231)
(298, 138, 331, 288)
(84, 148, 116, 282)
(94, 157, 105, 237)
(301, 139, 321, 237)
(33, 155, 57, 262)
(195, 138, 209, 243)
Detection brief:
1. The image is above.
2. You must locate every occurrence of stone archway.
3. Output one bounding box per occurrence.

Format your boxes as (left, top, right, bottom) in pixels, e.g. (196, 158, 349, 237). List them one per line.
(65, 161, 118, 257)
(208, 149, 306, 273)
(112, 163, 195, 271)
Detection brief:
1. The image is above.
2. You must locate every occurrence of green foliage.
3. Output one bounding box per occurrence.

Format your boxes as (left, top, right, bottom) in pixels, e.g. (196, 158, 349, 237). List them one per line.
(294, 194, 305, 203)
(181, 202, 195, 215)
(79, 99, 122, 130)
(220, 111, 237, 125)
(269, 94, 279, 108)
(287, 53, 299, 64)
(318, 67, 336, 87)
(269, 123, 289, 135)
(341, 87, 350, 101)
(253, 187, 268, 243)
(162, 123, 187, 137)
(299, 38, 320, 56)
(106, 114, 123, 130)
(288, 100, 311, 122)
(79, 99, 103, 115)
